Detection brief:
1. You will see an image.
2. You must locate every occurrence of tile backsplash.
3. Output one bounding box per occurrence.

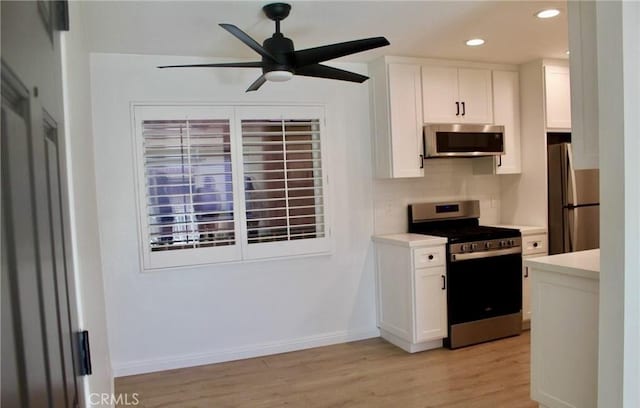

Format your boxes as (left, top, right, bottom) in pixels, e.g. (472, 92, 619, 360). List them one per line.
(373, 159, 501, 234)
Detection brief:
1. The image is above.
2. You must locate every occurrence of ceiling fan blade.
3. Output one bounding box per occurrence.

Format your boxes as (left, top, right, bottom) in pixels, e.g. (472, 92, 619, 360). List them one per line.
(295, 64, 369, 83)
(292, 37, 390, 67)
(219, 23, 279, 63)
(158, 62, 264, 69)
(246, 74, 267, 92)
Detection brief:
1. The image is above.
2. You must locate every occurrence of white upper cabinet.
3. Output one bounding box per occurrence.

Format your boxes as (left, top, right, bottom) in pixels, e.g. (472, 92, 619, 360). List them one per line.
(422, 66, 493, 124)
(370, 59, 424, 178)
(544, 65, 572, 130)
(493, 70, 521, 174)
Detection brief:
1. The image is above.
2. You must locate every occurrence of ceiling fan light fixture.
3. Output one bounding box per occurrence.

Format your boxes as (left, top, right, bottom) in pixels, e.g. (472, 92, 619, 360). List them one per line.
(536, 8, 561, 19)
(264, 70, 294, 82)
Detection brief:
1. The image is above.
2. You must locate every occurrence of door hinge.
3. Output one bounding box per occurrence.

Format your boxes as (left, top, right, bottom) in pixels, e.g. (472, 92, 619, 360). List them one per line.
(77, 330, 92, 376)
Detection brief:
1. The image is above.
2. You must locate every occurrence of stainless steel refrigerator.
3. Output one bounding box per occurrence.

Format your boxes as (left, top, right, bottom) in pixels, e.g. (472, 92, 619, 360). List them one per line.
(548, 143, 599, 254)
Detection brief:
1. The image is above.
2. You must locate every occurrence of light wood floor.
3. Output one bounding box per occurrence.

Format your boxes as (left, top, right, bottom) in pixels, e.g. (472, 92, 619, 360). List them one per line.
(115, 332, 536, 408)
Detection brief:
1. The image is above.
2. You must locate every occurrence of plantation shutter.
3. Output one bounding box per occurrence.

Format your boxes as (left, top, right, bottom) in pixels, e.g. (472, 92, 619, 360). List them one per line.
(240, 118, 326, 244)
(142, 118, 235, 251)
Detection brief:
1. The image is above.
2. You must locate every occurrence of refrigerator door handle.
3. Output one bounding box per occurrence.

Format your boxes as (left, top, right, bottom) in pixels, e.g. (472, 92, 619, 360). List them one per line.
(567, 208, 580, 252)
(566, 144, 578, 206)
(572, 208, 578, 252)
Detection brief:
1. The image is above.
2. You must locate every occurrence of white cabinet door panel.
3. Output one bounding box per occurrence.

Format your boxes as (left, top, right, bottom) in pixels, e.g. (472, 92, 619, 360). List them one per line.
(388, 63, 424, 178)
(493, 70, 521, 174)
(458, 68, 493, 124)
(545, 65, 572, 130)
(414, 266, 447, 343)
(422, 65, 459, 123)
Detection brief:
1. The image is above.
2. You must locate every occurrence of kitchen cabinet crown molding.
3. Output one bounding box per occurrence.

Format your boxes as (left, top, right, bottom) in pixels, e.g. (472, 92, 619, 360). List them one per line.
(377, 55, 518, 72)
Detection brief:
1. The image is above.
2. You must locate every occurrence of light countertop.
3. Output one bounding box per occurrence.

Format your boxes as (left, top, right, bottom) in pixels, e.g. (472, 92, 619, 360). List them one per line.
(525, 249, 600, 280)
(486, 224, 547, 235)
(372, 233, 447, 247)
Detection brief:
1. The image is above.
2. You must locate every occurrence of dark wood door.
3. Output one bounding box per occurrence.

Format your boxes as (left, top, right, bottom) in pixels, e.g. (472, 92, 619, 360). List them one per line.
(2, 2, 80, 407)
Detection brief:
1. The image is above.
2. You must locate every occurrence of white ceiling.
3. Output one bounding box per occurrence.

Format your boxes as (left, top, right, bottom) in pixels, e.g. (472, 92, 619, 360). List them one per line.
(81, 0, 568, 65)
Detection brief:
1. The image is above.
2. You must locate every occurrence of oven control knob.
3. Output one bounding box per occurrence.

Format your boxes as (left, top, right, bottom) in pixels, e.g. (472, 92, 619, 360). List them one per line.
(500, 240, 507, 248)
(485, 242, 492, 249)
(461, 244, 470, 252)
(471, 243, 478, 251)
(508, 239, 516, 246)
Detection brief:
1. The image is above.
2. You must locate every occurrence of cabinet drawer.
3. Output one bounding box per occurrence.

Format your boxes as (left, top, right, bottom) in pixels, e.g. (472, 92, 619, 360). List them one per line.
(522, 234, 547, 255)
(413, 246, 445, 268)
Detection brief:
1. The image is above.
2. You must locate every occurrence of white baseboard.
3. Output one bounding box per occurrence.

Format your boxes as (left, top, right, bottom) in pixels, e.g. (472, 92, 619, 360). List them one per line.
(379, 329, 442, 353)
(112, 327, 380, 377)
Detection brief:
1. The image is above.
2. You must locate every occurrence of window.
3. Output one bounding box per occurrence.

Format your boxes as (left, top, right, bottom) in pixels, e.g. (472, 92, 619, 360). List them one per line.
(143, 119, 234, 250)
(241, 119, 325, 244)
(133, 105, 330, 270)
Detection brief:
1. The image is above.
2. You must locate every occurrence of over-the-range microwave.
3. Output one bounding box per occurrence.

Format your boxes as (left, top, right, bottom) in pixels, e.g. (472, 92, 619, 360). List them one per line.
(423, 124, 505, 158)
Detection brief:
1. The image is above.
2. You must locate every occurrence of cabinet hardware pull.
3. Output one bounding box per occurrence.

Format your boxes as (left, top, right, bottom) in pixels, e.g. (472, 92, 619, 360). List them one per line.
(419, 154, 424, 169)
(455, 101, 460, 116)
(441, 275, 446, 290)
(461, 101, 466, 116)
(428, 254, 434, 260)
(533, 242, 538, 248)
(524, 267, 529, 278)
(498, 156, 502, 167)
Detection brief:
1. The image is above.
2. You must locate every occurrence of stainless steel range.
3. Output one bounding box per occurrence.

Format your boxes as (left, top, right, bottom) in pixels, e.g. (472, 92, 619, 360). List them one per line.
(408, 200, 522, 349)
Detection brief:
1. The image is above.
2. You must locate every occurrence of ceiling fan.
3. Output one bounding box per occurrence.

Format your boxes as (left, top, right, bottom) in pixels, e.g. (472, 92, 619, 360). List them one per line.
(158, 2, 390, 92)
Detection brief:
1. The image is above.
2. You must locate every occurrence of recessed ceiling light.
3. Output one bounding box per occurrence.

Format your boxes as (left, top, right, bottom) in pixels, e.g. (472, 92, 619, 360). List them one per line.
(466, 38, 485, 47)
(536, 8, 561, 19)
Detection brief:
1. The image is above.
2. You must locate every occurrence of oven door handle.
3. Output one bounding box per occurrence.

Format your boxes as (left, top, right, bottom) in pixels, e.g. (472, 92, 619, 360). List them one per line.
(450, 247, 521, 262)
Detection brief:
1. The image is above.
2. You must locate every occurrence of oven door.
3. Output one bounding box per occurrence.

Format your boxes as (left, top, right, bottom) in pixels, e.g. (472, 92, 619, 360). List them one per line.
(447, 251, 522, 325)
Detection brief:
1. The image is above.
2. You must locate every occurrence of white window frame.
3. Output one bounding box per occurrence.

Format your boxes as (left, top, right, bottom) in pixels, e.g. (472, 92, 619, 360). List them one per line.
(131, 104, 332, 270)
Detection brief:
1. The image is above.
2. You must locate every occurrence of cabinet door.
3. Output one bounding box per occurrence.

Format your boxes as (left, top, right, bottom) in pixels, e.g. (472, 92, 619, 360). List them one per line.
(414, 266, 447, 343)
(421, 65, 459, 123)
(458, 68, 493, 124)
(544, 65, 572, 130)
(523, 253, 547, 322)
(388, 63, 424, 178)
(493, 70, 521, 174)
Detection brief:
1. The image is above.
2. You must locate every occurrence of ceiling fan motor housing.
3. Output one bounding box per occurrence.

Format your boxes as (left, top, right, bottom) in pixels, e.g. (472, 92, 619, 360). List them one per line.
(262, 34, 295, 74)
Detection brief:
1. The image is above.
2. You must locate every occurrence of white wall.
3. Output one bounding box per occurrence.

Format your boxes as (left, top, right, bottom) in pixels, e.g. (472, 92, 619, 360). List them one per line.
(595, 1, 640, 406)
(89, 53, 377, 376)
(373, 159, 501, 234)
(62, 1, 114, 405)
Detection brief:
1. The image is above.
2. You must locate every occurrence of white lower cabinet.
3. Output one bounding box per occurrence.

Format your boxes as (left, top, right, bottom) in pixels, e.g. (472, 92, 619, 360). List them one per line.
(527, 252, 599, 408)
(373, 234, 448, 353)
